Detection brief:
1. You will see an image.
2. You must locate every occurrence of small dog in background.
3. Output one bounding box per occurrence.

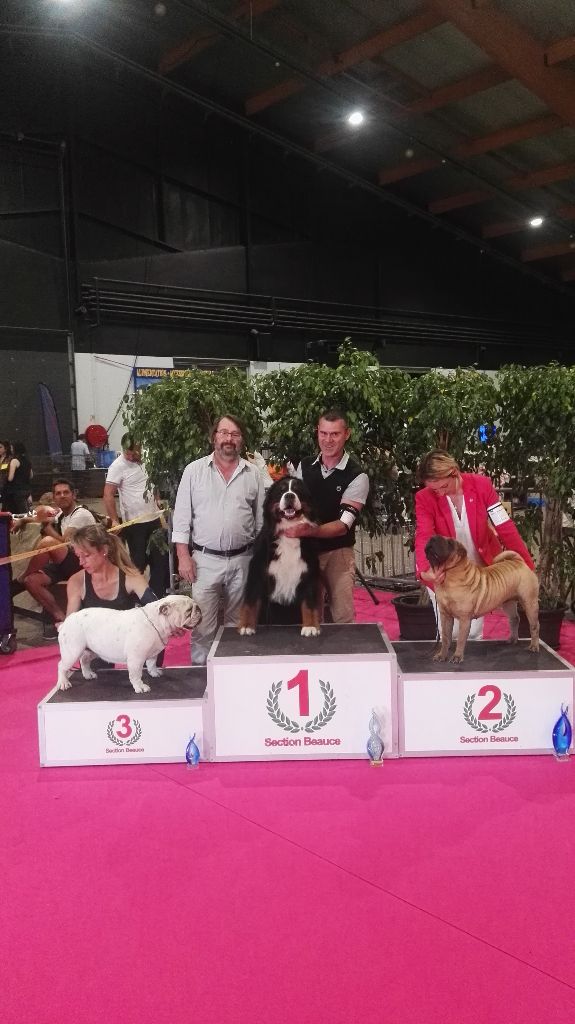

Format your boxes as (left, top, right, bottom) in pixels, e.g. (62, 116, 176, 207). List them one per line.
(238, 477, 322, 637)
(56, 595, 202, 693)
(424, 535, 539, 664)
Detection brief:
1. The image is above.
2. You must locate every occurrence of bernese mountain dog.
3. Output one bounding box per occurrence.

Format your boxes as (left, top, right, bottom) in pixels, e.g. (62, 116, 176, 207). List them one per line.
(238, 476, 322, 636)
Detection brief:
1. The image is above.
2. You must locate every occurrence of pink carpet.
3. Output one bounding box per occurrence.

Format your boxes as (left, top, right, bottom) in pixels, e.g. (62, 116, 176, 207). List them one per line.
(1, 590, 574, 1023)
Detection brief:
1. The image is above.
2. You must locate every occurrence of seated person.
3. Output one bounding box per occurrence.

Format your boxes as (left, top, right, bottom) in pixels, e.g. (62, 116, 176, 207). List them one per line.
(22, 479, 97, 637)
(66, 523, 155, 615)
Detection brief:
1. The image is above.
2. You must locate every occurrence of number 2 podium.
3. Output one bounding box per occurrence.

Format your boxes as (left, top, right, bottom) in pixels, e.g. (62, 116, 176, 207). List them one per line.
(396, 639, 574, 756)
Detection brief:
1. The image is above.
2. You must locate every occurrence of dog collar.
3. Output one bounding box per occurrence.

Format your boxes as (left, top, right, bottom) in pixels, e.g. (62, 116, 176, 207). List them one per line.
(139, 606, 168, 646)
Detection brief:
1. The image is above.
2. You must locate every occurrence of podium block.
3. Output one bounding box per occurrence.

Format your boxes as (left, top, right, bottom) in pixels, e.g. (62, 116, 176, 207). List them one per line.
(205, 623, 397, 761)
(38, 667, 206, 766)
(396, 640, 574, 757)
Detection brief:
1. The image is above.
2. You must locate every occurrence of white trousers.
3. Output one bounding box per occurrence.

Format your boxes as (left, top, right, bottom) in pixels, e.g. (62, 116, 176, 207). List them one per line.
(191, 551, 252, 665)
(426, 587, 484, 640)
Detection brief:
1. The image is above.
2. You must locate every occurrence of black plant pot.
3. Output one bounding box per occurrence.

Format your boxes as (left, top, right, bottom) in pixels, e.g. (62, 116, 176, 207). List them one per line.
(519, 605, 566, 650)
(391, 593, 437, 641)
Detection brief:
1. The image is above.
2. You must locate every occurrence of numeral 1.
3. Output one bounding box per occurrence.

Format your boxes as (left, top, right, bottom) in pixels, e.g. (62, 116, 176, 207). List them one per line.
(287, 670, 309, 717)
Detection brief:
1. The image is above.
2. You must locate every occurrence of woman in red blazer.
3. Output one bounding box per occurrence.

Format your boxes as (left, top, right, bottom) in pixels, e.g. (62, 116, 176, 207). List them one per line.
(415, 450, 534, 588)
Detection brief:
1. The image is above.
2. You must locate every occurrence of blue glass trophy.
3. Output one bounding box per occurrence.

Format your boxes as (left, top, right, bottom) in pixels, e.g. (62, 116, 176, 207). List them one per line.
(367, 709, 384, 766)
(185, 733, 201, 769)
(552, 705, 572, 760)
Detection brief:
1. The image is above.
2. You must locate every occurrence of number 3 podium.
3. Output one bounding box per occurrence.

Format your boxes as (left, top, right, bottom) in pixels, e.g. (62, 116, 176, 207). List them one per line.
(38, 624, 574, 766)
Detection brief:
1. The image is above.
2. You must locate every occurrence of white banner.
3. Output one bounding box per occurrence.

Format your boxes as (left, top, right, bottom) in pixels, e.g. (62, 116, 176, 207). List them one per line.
(402, 674, 574, 754)
(40, 701, 204, 766)
(209, 659, 395, 760)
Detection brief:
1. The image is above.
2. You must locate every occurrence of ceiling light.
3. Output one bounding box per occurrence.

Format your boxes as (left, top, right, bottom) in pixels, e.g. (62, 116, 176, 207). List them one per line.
(347, 111, 364, 127)
(529, 216, 544, 228)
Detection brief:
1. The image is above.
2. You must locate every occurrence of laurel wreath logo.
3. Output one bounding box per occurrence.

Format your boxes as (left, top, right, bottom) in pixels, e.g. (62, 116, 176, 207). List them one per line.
(463, 693, 516, 733)
(266, 680, 337, 733)
(107, 718, 142, 746)
(463, 695, 488, 733)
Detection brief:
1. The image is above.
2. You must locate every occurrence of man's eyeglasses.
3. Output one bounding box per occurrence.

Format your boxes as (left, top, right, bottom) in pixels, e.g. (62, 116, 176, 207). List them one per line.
(216, 430, 242, 439)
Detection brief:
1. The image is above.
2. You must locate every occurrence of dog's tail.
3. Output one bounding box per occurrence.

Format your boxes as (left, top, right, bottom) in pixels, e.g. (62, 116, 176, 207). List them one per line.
(492, 550, 521, 564)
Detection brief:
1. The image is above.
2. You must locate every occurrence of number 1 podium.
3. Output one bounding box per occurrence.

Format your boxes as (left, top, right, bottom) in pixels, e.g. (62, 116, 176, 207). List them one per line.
(204, 623, 398, 761)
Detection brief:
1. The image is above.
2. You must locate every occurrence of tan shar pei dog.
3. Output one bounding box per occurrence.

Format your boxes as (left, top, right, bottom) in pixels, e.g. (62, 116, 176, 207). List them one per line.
(424, 535, 539, 664)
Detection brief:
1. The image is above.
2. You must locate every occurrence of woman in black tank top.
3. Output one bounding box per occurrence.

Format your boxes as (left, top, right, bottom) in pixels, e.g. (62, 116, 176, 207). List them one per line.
(65, 524, 151, 617)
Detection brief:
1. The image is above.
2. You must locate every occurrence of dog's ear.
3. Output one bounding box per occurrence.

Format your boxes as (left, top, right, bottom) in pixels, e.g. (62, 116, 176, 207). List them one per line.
(158, 602, 171, 616)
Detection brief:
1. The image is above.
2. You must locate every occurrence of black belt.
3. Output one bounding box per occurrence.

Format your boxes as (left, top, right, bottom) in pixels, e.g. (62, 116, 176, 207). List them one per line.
(192, 542, 252, 557)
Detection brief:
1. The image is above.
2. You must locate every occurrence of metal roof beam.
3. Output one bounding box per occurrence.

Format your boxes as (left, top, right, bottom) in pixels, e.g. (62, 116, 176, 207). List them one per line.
(378, 114, 562, 184)
(429, 0, 575, 124)
(315, 65, 508, 154)
(545, 35, 575, 67)
(431, 163, 575, 215)
(159, 0, 280, 75)
(429, 189, 491, 214)
(522, 240, 575, 262)
(400, 64, 507, 116)
(245, 10, 444, 115)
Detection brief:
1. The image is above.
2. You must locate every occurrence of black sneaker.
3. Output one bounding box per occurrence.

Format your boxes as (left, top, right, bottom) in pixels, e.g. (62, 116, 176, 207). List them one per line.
(42, 621, 58, 641)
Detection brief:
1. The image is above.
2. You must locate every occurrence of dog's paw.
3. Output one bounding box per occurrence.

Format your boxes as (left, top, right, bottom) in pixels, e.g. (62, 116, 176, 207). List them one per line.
(132, 681, 151, 693)
(432, 652, 447, 662)
(57, 678, 72, 691)
(146, 665, 163, 678)
(81, 668, 98, 680)
(239, 627, 256, 636)
(450, 654, 464, 664)
(528, 642, 540, 653)
(301, 626, 321, 637)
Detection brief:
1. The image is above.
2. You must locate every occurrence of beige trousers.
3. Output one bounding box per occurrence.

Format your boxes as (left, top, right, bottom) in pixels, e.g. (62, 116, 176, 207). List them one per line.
(319, 547, 356, 624)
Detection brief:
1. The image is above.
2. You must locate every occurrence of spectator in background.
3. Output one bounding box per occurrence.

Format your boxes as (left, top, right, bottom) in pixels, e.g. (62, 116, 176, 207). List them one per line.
(22, 478, 97, 638)
(103, 433, 169, 599)
(0, 440, 11, 504)
(70, 434, 92, 471)
(2, 441, 33, 514)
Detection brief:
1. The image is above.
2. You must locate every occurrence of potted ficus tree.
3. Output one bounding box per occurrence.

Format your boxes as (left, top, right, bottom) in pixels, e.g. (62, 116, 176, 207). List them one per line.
(391, 367, 500, 639)
(496, 362, 575, 648)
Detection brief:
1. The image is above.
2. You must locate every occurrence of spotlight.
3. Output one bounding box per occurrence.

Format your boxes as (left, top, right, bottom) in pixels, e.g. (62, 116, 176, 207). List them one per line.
(154, 2, 167, 14)
(347, 111, 364, 127)
(529, 216, 544, 228)
(404, 148, 415, 159)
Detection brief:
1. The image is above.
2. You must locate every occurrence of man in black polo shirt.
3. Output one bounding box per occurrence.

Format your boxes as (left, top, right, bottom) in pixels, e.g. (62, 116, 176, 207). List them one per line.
(287, 409, 369, 623)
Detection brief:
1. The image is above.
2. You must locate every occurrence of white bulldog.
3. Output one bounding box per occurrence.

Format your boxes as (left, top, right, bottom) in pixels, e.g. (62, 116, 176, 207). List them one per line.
(56, 595, 202, 694)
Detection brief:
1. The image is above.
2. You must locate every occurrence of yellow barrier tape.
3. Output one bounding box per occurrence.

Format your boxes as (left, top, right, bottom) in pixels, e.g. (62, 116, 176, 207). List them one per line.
(0, 513, 166, 568)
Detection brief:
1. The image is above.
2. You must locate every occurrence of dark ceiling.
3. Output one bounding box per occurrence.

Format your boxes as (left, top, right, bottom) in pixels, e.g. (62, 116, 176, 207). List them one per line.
(4, 0, 575, 294)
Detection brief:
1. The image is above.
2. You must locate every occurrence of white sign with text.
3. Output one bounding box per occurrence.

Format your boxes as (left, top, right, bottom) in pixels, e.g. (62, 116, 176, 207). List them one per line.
(208, 659, 395, 760)
(401, 674, 574, 755)
(39, 698, 204, 766)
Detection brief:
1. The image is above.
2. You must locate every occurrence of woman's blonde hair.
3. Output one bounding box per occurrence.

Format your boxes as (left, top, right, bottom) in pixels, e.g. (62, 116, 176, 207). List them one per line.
(72, 524, 139, 575)
(416, 449, 460, 484)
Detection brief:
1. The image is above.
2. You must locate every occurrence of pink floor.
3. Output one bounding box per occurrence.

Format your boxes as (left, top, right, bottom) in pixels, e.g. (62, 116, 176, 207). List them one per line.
(1, 591, 574, 1023)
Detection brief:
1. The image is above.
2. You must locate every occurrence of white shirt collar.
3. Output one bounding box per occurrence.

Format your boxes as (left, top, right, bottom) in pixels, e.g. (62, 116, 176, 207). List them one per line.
(208, 452, 248, 470)
(312, 451, 349, 471)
